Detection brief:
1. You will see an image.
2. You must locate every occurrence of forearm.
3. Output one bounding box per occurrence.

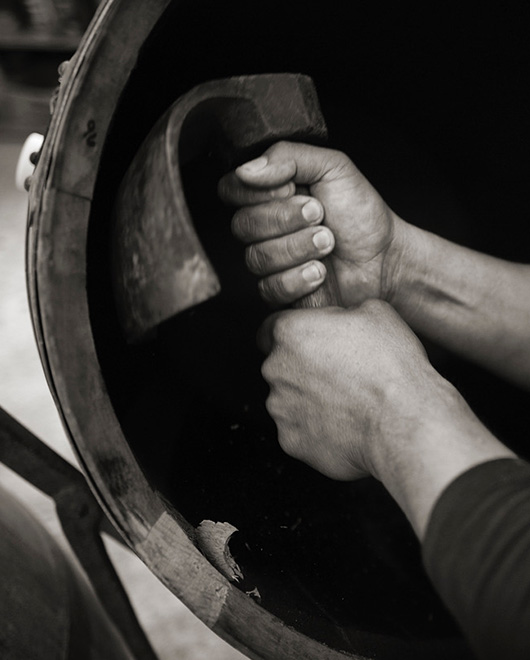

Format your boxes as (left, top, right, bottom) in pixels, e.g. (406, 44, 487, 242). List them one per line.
(368, 374, 516, 540)
(387, 217, 530, 388)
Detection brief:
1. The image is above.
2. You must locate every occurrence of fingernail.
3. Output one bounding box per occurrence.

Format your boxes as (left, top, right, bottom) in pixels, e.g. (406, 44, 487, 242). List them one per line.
(312, 229, 332, 250)
(302, 263, 324, 283)
(239, 156, 268, 173)
(302, 199, 322, 223)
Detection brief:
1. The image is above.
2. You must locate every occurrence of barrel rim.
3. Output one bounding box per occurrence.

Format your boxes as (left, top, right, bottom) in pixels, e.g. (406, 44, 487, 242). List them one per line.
(25, 1, 362, 658)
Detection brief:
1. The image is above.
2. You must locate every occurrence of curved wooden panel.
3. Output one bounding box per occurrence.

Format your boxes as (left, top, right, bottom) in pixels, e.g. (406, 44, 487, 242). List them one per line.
(25, 1, 368, 658)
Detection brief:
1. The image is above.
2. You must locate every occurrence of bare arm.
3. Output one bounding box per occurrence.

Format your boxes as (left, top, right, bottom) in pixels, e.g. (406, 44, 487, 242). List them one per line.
(388, 220, 530, 388)
(258, 301, 516, 539)
(219, 142, 530, 388)
(220, 144, 528, 656)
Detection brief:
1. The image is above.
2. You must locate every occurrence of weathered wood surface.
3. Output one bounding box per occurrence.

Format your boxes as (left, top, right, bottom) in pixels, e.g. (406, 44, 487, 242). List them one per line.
(112, 73, 331, 343)
(24, 1, 364, 658)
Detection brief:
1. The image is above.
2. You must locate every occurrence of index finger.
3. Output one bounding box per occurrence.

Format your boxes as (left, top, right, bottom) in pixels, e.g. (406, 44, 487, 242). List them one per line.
(235, 142, 357, 188)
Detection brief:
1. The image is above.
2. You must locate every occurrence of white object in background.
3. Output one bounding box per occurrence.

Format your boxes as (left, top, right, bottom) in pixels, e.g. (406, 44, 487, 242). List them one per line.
(15, 133, 44, 192)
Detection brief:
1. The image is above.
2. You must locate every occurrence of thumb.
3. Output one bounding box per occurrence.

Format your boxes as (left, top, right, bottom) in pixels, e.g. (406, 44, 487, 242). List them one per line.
(236, 141, 356, 189)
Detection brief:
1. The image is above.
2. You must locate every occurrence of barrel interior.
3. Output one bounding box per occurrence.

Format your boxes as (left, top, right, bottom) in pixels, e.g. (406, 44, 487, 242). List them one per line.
(86, 2, 530, 657)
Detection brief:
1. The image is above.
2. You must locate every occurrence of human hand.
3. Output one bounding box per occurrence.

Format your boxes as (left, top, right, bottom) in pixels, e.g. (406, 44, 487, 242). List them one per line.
(218, 141, 402, 307)
(258, 299, 442, 481)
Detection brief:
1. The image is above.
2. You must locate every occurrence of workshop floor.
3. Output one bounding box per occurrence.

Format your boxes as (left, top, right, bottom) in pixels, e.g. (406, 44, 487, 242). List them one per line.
(0, 140, 246, 660)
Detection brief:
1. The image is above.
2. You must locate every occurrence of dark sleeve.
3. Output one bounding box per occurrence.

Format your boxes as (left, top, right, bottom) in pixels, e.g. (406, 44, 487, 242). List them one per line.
(422, 458, 530, 660)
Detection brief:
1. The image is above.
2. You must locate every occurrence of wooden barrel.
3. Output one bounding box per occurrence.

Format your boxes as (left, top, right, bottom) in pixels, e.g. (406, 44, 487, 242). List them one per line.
(26, 2, 530, 658)
(0, 485, 133, 660)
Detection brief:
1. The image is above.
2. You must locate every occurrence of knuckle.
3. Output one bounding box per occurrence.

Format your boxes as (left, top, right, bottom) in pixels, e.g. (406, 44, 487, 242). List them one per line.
(328, 147, 350, 166)
(284, 233, 302, 263)
(246, 243, 270, 275)
(359, 298, 381, 312)
(260, 358, 273, 384)
(271, 311, 297, 343)
(258, 277, 279, 304)
(231, 209, 252, 241)
(267, 140, 290, 157)
(271, 181, 295, 199)
(324, 149, 355, 178)
(359, 298, 391, 317)
(264, 391, 277, 416)
(272, 202, 291, 231)
(258, 275, 291, 305)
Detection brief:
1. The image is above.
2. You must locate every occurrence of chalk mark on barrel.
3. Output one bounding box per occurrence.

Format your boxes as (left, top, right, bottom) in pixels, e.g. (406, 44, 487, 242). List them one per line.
(83, 120, 97, 147)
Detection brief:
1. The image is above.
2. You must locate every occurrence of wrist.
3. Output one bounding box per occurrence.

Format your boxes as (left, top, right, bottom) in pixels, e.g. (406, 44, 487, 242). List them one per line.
(367, 371, 516, 539)
(381, 214, 428, 313)
(366, 367, 458, 476)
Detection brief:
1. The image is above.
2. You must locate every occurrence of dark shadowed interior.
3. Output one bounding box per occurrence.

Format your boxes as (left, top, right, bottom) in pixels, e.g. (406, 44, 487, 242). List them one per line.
(86, 2, 530, 657)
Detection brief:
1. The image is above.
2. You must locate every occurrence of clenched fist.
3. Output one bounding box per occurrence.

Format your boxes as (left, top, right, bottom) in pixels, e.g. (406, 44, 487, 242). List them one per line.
(257, 300, 441, 481)
(218, 141, 402, 307)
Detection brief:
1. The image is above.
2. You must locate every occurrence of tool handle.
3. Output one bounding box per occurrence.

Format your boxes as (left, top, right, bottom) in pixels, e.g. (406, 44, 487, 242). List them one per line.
(294, 256, 342, 308)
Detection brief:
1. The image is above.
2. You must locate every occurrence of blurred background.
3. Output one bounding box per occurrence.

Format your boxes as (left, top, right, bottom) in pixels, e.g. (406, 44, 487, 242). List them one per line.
(0, 1, 245, 658)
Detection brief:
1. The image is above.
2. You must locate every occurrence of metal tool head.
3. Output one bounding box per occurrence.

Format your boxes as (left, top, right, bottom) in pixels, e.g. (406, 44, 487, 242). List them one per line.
(112, 73, 327, 343)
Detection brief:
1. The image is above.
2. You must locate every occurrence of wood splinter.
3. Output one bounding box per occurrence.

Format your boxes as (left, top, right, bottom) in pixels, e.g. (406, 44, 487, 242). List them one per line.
(196, 520, 245, 583)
